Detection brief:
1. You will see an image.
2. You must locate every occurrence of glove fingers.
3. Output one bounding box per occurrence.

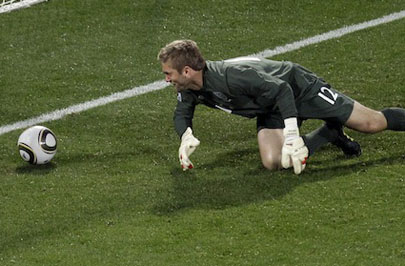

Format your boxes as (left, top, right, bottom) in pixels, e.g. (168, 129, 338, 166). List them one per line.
(179, 144, 198, 171)
(292, 156, 302, 175)
(179, 142, 195, 160)
(281, 153, 292, 169)
(180, 155, 193, 171)
(292, 152, 308, 175)
(179, 152, 189, 165)
(281, 146, 293, 169)
(179, 146, 186, 162)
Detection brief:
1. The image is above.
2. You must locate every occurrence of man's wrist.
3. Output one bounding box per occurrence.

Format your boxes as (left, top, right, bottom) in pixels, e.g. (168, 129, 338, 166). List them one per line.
(283, 117, 299, 140)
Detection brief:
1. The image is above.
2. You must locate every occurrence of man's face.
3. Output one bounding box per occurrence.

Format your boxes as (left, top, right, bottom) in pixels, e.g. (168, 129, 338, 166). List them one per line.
(161, 62, 190, 92)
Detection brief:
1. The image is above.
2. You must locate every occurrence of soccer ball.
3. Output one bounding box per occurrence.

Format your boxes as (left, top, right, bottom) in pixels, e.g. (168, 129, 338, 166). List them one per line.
(17, 125, 57, 165)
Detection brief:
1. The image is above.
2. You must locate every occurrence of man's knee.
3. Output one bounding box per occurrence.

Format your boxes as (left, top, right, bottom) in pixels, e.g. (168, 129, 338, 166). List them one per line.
(261, 154, 281, 170)
(356, 113, 386, 133)
(346, 103, 387, 133)
(257, 128, 284, 170)
(362, 120, 384, 133)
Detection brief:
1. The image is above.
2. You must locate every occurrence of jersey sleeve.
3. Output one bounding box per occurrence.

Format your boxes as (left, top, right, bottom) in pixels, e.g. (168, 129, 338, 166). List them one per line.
(173, 90, 197, 138)
(226, 66, 297, 119)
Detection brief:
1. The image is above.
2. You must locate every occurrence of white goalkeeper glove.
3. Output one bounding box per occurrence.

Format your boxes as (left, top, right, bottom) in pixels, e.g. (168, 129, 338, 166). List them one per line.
(179, 127, 200, 171)
(281, 117, 309, 175)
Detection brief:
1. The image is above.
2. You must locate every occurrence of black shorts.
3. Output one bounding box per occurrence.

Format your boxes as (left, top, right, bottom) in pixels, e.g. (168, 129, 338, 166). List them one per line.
(257, 79, 355, 130)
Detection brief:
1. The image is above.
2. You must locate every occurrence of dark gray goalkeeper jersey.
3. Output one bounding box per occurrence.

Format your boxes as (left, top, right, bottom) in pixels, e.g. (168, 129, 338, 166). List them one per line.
(174, 57, 354, 137)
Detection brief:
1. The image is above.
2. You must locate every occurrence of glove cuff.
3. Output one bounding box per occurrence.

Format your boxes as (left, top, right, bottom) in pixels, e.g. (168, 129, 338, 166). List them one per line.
(283, 117, 299, 141)
(181, 127, 193, 141)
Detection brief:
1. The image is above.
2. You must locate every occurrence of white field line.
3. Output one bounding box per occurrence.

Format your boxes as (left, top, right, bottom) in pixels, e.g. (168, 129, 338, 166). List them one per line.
(1, 10, 405, 136)
(252, 10, 405, 58)
(0, 0, 47, 14)
(0, 80, 168, 135)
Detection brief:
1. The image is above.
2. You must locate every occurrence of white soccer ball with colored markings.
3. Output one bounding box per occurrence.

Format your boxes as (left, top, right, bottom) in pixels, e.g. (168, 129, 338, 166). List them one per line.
(17, 126, 57, 165)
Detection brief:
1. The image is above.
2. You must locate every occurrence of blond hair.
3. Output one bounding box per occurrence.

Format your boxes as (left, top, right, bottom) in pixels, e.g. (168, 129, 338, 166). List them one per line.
(158, 40, 205, 73)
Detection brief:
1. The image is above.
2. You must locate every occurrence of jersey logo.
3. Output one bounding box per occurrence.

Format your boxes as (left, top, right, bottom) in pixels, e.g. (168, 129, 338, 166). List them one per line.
(177, 92, 182, 102)
(213, 92, 231, 102)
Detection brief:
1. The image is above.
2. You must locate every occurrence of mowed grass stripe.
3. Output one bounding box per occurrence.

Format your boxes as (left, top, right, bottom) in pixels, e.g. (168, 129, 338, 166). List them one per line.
(1, 9, 405, 136)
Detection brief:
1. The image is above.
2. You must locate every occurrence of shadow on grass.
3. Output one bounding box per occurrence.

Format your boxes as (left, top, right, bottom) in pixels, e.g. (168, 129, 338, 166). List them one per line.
(153, 148, 405, 215)
(15, 162, 57, 175)
(3, 145, 404, 256)
(3, 147, 162, 255)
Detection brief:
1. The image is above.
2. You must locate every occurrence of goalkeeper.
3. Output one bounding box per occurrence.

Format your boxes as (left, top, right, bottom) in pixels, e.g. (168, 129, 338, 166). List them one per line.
(158, 40, 405, 175)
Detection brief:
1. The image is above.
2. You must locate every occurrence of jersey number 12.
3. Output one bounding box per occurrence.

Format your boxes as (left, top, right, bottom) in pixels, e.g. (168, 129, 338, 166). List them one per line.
(318, 87, 338, 105)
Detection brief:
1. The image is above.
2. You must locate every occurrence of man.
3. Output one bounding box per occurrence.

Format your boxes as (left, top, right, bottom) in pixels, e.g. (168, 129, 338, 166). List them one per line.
(158, 40, 405, 174)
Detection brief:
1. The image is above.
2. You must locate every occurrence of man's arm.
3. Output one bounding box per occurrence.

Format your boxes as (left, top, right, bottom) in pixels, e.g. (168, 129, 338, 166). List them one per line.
(173, 90, 200, 171)
(173, 91, 197, 137)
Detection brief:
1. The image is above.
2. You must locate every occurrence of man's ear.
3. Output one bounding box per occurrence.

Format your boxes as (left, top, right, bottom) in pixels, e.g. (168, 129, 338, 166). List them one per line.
(183, 66, 192, 76)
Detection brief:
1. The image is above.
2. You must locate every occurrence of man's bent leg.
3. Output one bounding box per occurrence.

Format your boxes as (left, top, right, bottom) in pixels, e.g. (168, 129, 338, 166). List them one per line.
(303, 124, 339, 156)
(302, 123, 361, 157)
(258, 128, 284, 170)
(345, 102, 388, 133)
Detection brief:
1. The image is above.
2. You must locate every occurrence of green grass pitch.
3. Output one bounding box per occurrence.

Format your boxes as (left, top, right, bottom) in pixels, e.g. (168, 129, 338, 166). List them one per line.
(1, 0, 405, 265)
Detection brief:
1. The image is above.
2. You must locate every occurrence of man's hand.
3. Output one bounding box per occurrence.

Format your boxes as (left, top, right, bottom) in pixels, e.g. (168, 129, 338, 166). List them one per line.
(179, 127, 200, 171)
(281, 137, 308, 175)
(281, 117, 308, 175)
